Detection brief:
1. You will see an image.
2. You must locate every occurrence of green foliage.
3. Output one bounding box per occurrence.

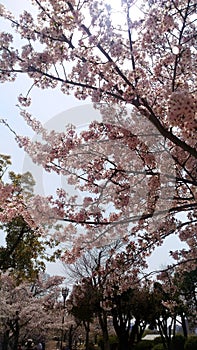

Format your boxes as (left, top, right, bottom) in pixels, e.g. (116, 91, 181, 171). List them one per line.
(97, 335, 104, 350)
(184, 336, 197, 350)
(0, 154, 48, 281)
(0, 154, 11, 178)
(0, 154, 35, 198)
(68, 279, 100, 325)
(173, 268, 197, 329)
(97, 335, 118, 349)
(109, 334, 118, 344)
(87, 342, 95, 350)
(171, 334, 185, 350)
(134, 340, 153, 350)
(0, 216, 46, 282)
(153, 337, 163, 345)
(152, 344, 165, 350)
(9, 170, 35, 198)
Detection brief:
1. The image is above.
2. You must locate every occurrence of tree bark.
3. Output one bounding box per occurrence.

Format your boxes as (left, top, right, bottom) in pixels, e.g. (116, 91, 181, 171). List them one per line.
(98, 310, 110, 350)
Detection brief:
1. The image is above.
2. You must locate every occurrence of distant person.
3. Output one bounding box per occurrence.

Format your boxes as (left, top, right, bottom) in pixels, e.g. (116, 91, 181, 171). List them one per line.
(37, 343, 43, 350)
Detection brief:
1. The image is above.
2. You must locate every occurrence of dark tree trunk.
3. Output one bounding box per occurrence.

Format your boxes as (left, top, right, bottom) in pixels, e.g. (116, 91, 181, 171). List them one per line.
(68, 324, 73, 350)
(117, 334, 129, 350)
(98, 310, 110, 350)
(129, 322, 138, 347)
(157, 319, 171, 350)
(181, 313, 188, 338)
(12, 317, 19, 350)
(112, 311, 130, 350)
(2, 330, 9, 350)
(102, 328, 110, 350)
(83, 321, 90, 350)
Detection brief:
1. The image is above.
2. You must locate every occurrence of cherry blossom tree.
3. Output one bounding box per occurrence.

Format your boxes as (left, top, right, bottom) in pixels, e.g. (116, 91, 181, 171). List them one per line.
(109, 286, 158, 350)
(66, 246, 196, 350)
(65, 245, 153, 350)
(67, 280, 99, 350)
(0, 0, 196, 274)
(156, 266, 197, 337)
(66, 246, 118, 350)
(0, 272, 64, 350)
(0, 154, 36, 227)
(67, 249, 197, 350)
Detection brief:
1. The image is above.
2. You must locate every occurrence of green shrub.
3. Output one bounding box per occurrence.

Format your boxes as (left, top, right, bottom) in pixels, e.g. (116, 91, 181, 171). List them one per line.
(152, 344, 165, 350)
(171, 334, 185, 350)
(109, 334, 118, 344)
(97, 336, 104, 350)
(153, 337, 162, 345)
(97, 335, 118, 350)
(89, 343, 96, 350)
(134, 339, 153, 349)
(184, 336, 197, 350)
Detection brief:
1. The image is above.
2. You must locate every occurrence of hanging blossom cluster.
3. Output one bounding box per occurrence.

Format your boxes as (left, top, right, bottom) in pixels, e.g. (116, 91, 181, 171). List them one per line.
(168, 90, 197, 144)
(0, 181, 36, 228)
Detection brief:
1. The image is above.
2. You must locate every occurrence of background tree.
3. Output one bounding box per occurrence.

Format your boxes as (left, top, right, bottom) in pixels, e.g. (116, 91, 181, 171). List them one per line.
(0, 272, 64, 350)
(66, 246, 152, 349)
(0, 154, 61, 281)
(157, 267, 197, 337)
(67, 278, 100, 350)
(65, 243, 197, 350)
(178, 268, 197, 332)
(65, 246, 119, 350)
(0, 216, 45, 281)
